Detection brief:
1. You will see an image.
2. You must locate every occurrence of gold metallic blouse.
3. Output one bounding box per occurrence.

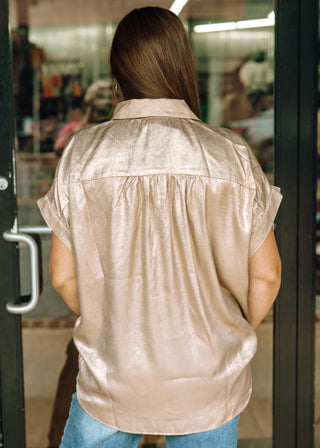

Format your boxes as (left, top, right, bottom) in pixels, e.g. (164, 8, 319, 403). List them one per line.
(38, 98, 282, 435)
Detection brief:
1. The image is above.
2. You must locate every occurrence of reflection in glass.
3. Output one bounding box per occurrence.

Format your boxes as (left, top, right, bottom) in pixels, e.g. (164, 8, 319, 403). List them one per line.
(192, 15, 274, 183)
(9, 1, 275, 447)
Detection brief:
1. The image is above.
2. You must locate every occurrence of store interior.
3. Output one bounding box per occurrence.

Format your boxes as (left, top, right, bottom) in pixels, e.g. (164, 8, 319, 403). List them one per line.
(7, 0, 320, 446)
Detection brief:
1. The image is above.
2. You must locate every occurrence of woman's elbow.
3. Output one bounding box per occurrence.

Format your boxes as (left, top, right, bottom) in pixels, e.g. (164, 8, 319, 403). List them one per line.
(263, 258, 282, 289)
(49, 262, 70, 292)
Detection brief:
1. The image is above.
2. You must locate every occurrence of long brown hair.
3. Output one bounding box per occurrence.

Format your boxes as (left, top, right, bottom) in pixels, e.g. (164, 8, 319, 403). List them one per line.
(110, 7, 201, 118)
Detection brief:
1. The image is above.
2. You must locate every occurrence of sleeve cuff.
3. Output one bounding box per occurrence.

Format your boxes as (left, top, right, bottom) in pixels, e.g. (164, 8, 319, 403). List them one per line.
(37, 195, 72, 251)
(249, 186, 282, 257)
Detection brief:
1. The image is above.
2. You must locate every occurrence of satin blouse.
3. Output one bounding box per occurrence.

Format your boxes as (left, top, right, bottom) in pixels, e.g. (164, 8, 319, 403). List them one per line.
(38, 98, 282, 435)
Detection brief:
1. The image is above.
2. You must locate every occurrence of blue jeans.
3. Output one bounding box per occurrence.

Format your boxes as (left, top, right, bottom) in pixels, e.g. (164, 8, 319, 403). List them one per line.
(60, 393, 240, 448)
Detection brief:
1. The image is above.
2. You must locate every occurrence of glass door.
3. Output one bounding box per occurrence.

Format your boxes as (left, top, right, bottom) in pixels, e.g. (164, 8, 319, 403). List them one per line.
(1, 0, 317, 447)
(10, 3, 276, 445)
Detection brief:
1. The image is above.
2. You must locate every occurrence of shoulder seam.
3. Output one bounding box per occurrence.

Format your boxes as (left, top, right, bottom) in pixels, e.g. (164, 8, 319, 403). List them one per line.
(69, 172, 256, 190)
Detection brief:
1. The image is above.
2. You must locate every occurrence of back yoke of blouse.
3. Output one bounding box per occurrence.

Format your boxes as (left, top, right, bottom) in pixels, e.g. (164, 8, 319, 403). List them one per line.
(38, 98, 282, 435)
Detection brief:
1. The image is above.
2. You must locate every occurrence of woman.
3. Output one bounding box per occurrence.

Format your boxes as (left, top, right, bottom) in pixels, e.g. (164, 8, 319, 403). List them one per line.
(38, 7, 282, 448)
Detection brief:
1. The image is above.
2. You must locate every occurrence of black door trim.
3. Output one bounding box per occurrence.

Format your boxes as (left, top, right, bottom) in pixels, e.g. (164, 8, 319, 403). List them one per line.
(274, 0, 318, 447)
(0, 1, 26, 447)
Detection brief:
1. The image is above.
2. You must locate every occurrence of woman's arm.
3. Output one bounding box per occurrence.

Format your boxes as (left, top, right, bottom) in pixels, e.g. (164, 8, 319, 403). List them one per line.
(248, 228, 281, 329)
(49, 232, 80, 315)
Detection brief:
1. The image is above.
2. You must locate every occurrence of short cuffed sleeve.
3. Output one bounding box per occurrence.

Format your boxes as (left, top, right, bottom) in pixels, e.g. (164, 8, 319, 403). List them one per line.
(37, 137, 74, 251)
(249, 158, 282, 257)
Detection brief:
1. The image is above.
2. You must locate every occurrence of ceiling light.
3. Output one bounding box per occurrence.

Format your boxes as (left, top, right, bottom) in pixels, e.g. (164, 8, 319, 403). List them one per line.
(194, 13, 275, 33)
(237, 17, 274, 29)
(169, 0, 189, 16)
(194, 22, 237, 33)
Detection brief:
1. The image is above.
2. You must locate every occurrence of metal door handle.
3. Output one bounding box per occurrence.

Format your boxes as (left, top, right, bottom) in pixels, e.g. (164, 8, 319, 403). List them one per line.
(18, 225, 51, 235)
(3, 231, 40, 314)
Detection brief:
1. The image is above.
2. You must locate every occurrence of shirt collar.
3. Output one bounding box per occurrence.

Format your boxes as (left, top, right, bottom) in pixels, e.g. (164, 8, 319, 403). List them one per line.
(112, 98, 200, 121)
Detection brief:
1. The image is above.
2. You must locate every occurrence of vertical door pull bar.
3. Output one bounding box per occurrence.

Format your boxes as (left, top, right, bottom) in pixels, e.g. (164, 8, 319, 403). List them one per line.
(3, 231, 40, 314)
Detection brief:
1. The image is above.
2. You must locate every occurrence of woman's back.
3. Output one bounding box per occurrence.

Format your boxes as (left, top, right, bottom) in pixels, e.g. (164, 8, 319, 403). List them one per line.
(39, 97, 281, 434)
(38, 7, 281, 445)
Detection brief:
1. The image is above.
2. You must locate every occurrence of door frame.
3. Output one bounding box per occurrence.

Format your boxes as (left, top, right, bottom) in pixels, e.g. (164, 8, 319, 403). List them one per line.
(273, 0, 318, 447)
(0, 1, 25, 447)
